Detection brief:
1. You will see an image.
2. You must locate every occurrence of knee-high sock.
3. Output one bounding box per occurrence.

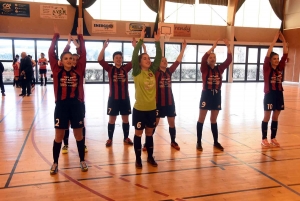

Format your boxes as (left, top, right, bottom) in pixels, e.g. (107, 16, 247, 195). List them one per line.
(76, 139, 85, 162)
(53, 140, 62, 164)
(82, 127, 86, 145)
(122, 123, 130, 140)
(40, 77, 43, 85)
(146, 136, 154, 158)
(197, 122, 203, 143)
(169, 127, 176, 142)
(262, 121, 268, 139)
(211, 123, 218, 144)
(108, 123, 115, 140)
(271, 121, 278, 139)
(134, 135, 142, 161)
(63, 129, 69, 146)
(44, 77, 47, 86)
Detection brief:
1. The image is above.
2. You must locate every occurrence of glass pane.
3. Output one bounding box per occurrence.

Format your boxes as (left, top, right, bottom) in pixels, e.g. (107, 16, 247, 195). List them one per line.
(140, 0, 157, 22)
(57, 40, 77, 58)
(214, 46, 228, 63)
(273, 47, 283, 57)
(104, 42, 122, 62)
(105, 71, 109, 82)
(164, 2, 179, 23)
(37, 40, 51, 61)
(2, 62, 14, 83)
(123, 42, 134, 62)
(86, 0, 100, 19)
(101, 0, 120, 20)
(259, 65, 264, 80)
(248, 48, 258, 63)
(86, 41, 102, 61)
(85, 63, 103, 82)
(181, 64, 196, 81)
(177, 4, 194, 24)
(165, 44, 180, 62)
(260, 48, 268, 63)
(0, 39, 13, 60)
(15, 40, 35, 60)
(247, 65, 257, 81)
(170, 63, 180, 81)
(233, 64, 245, 81)
(182, 45, 197, 62)
(198, 45, 212, 61)
(127, 68, 133, 81)
(222, 69, 227, 81)
(234, 46, 246, 63)
(121, 0, 140, 21)
(143, 43, 156, 58)
(211, 5, 228, 26)
(197, 65, 202, 81)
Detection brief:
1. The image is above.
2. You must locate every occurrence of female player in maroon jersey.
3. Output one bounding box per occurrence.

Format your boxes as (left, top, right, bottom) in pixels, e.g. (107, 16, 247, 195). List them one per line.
(261, 31, 288, 147)
(196, 39, 232, 151)
(48, 24, 87, 174)
(98, 39, 135, 147)
(142, 40, 187, 151)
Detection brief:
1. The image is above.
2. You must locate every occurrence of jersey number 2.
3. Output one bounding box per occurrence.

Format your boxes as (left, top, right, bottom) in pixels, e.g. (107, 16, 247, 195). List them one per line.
(55, 118, 60, 127)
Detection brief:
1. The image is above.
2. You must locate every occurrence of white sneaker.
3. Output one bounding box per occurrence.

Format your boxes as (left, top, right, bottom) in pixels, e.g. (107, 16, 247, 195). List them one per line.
(270, 139, 280, 147)
(261, 139, 270, 147)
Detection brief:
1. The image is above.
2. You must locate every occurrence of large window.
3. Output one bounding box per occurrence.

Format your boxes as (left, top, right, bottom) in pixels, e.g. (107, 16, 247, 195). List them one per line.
(164, 43, 228, 82)
(235, 0, 281, 28)
(233, 46, 283, 81)
(165, 1, 227, 26)
(86, 0, 157, 22)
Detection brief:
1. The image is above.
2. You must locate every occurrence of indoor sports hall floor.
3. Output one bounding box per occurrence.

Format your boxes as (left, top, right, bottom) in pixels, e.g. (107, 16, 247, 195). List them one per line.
(0, 82, 300, 201)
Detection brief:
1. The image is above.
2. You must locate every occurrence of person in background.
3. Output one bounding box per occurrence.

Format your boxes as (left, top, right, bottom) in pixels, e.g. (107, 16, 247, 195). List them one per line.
(0, 61, 5, 96)
(38, 53, 48, 86)
(19, 52, 32, 96)
(12, 58, 20, 88)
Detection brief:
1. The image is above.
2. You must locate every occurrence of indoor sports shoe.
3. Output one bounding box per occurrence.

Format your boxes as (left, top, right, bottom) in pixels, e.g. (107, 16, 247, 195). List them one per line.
(261, 139, 270, 147)
(84, 145, 88, 152)
(196, 142, 203, 151)
(147, 157, 158, 167)
(214, 142, 224, 151)
(80, 161, 88, 172)
(50, 163, 58, 175)
(61, 145, 68, 154)
(171, 142, 180, 150)
(124, 138, 134, 145)
(135, 158, 143, 169)
(270, 139, 280, 147)
(106, 139, 112, 147)
(142, 143, 147, 151)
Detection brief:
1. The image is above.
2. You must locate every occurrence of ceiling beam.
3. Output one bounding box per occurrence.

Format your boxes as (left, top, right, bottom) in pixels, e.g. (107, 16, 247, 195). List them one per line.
(227, 0, 239, 26)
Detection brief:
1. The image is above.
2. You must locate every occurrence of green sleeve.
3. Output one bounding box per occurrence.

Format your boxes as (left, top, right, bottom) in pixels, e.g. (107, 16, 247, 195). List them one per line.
(132, 39, 143, 76)
(150, 41, 162, 73)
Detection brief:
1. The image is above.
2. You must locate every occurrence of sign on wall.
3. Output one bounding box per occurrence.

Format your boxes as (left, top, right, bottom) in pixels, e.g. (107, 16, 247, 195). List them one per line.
(0, 2, 30, 17)
(174, 24, 191, 37)
(158, 22, 174, 37)
(92, 20, 116, 34)
(40, 5, 67, 19)
(125, 22, 149, 35)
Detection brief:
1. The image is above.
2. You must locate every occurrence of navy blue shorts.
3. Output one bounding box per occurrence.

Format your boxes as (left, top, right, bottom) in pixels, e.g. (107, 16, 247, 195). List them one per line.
(264, 91, 284, 111)
(54, 99, 84, 129)
(199, 90, 222, 110)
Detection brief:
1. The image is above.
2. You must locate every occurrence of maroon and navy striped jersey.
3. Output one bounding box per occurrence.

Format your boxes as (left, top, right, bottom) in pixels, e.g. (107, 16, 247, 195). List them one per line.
(48, 33, 86, 102)
(263, 54, 288, 93)
(200, 53, 232, 90)
(155, 61, 180, 106)
(99, 60, 132, 100)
